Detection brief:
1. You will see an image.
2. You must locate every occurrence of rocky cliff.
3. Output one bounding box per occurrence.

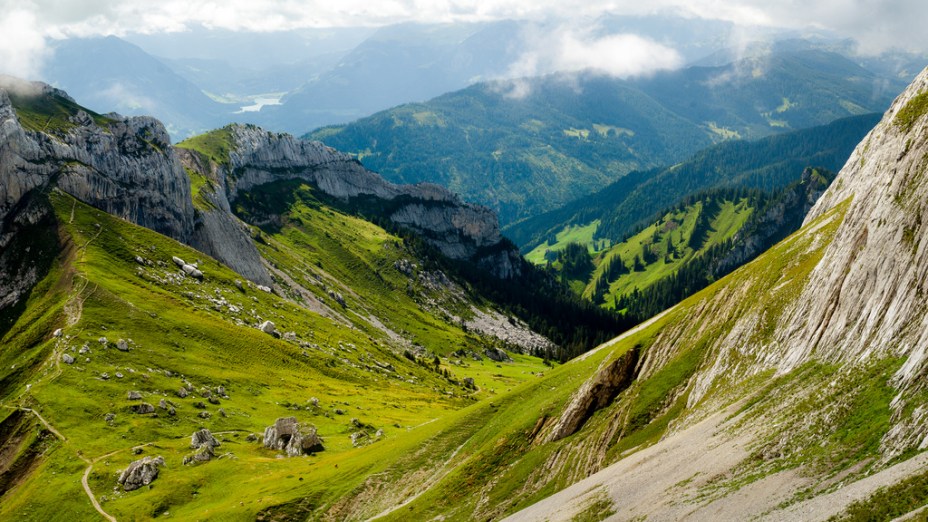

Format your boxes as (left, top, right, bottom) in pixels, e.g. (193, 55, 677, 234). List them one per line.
(0, 80, 518, 311)
(179, 124, 519, 279)
(497, 66, 928, 520)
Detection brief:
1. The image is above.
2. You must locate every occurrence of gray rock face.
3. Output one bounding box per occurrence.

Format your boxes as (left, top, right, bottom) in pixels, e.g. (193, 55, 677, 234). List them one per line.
(0, 81, 194, 247)
(117, 455, 164, 491)
(545, 347, 639, 442)
(263, 416, 324, 456)
(181, 124, 519, 279)
(186, 428, 220, 463)
(484, 347, 513, 363)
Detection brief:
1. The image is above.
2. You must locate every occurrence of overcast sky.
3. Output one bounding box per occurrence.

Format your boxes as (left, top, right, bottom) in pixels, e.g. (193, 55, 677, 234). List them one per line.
(1, 0, 926, 79)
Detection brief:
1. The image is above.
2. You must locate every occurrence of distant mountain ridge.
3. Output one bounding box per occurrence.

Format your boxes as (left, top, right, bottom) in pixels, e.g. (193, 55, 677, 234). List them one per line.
(311, 50, 898, 225)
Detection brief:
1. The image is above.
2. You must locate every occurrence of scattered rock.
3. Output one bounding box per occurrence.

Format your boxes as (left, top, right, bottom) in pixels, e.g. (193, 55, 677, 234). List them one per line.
(198, 411, 211, 419)
(263, 417, 324, 456)
(172, 256, 186, 267)
(168, 407, 176, 416)
(334, 408, 345, 415)
(127, 391, 142, 400)
(135, 256, 145, 265)
(218, 408, 226, 417)
(246, 433, 258, 442)
(234, 279, 244, 291)
(350, 431, 369, 447)
(133, 447, 144, 455)
(53, 328, 63, 338)
(116, 339, 130, 352)
(190, 428, 220, 451)
(118, 456, 164, 491)
(201, 388, 212, 398)
(158, 398, 168, 409)
(182, 264, 203, 279)
(257, 285, 272, 293)
(328, 290, 346, 307)
(208, 396, 220, 405)
(215, 386, 227, 397)
(463, 377, 475, 389)
(104, 413, 116, 423)
(309, 397, 319, 407)
(98, 336, 108, 345)
(193, 401, 206, 409)
(61, 353, 75, 364)
(283, 331, 298, 341)
(100, 372, 110, 380)
(115, 372, 124, 379)
(79, 345, 91, 355)
(484, 347, 512, 363)
(259, 320, 277, 336)
(131, 403, 155, 414)
(177, 388, 188, 398)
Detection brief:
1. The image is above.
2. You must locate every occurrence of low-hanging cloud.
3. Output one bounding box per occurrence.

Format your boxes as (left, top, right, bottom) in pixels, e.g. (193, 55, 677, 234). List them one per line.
(500, 26, 683, 98)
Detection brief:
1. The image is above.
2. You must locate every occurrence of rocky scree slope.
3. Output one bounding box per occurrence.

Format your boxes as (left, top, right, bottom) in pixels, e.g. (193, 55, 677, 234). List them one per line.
(501, 65, 928, 520)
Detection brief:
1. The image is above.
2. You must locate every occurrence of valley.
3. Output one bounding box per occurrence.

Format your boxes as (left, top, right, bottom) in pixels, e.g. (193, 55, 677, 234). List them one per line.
(3, 5, 928, 521)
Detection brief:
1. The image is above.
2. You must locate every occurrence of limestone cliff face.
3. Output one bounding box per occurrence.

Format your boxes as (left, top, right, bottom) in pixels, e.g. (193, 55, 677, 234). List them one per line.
(182, 124, 518, 278)
(0, 83, 194, 244)
(548, 67, 928, 481)
(0, 81, 517, 303)
(0, 80, 196, 307)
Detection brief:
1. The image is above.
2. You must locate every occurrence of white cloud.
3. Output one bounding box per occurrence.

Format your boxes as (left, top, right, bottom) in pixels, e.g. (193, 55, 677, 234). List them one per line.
(0, 6, 48, 79)
(0, 0, 926, 80)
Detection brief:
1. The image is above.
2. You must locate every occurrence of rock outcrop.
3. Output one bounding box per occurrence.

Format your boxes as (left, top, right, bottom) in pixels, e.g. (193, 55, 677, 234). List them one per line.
(180, 124, 520, 279)
(117, 455, 165, 491)
(545, 347, 639, 442)
(263, 417, 324, 456)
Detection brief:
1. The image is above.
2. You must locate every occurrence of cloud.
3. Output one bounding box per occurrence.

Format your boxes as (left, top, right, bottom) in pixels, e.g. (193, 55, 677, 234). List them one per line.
(0, 5, 48, 79)
(0, 0, 926, 81)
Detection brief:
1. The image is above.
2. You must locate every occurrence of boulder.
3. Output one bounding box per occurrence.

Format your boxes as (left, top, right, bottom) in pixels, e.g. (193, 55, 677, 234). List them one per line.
(53, 328, 63, 338)
(259, 320, 277, 336)
(177, 388, 188, 398)
(263, 417, 324, 456)
(61, 353, 75, 364)
(116, 339, 129, 352)
(172, 256, 186, 267)
(130, 403, 155, 414)
(484, 347, 512, 363)
(190, 428, 220, 451)
(127, 390, 142, 400)
(117, 456, 165, 491)
(182, 264, 203, 279)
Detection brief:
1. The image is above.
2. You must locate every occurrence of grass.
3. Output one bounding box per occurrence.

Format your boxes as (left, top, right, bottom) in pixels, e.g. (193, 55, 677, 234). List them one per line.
(524, 220, 608, 265)
(8, 90, 113, 136)
(0, 190, 552, 520)
(176, 127, 235, 167)
(830, 467, 928, 521)
(894, 90, 928, 133)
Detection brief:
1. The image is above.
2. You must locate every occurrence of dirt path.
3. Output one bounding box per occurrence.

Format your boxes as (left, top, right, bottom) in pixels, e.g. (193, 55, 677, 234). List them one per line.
(81, 456, 118, 522)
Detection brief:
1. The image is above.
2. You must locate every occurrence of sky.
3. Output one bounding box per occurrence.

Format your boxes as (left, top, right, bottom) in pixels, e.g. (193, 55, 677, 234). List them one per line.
(1, 0, 926, 80)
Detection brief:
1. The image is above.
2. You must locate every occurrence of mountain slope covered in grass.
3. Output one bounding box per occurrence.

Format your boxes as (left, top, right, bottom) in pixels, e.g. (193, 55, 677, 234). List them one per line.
(311, 50, 896, 224)
(506, 112, 879, 251)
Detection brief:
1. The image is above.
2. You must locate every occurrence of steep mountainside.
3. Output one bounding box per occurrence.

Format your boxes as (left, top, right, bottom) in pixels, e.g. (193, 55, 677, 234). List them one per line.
(507, 112, 879, 251)
(226, 67, 928, 521)
(311, 50, 896, 224)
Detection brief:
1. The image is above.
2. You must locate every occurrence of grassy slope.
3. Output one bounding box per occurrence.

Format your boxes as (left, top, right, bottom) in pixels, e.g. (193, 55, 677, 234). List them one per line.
(527, 195, 754, 308)
(0, 191, 551, 520)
